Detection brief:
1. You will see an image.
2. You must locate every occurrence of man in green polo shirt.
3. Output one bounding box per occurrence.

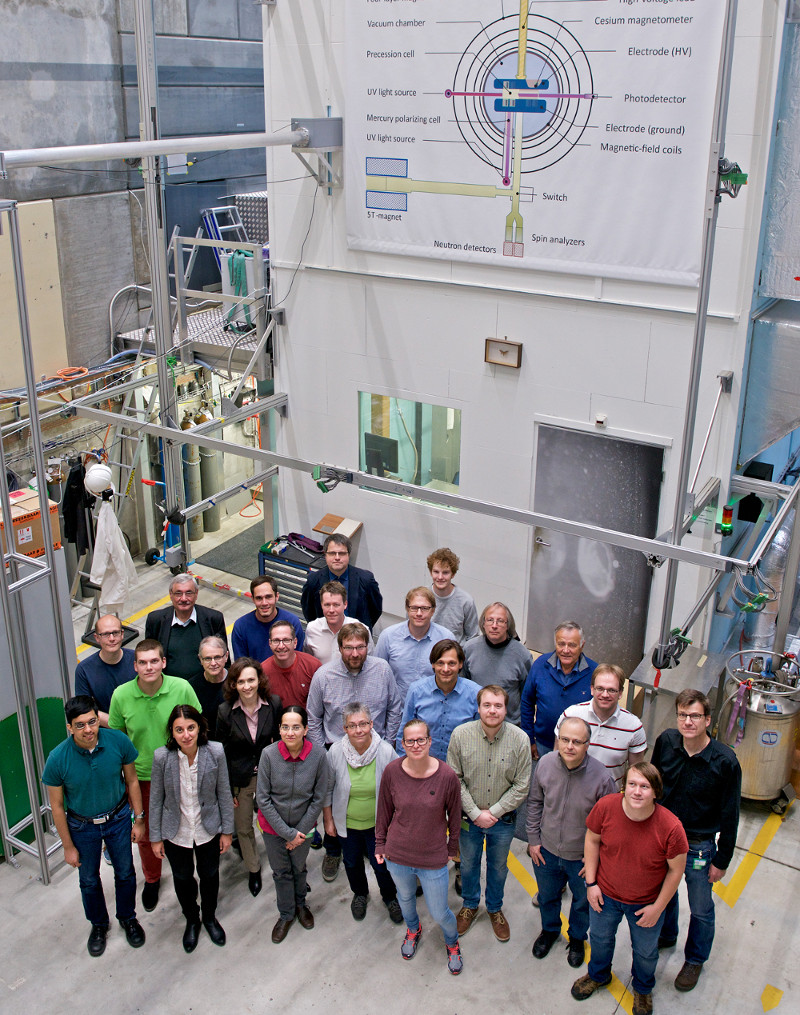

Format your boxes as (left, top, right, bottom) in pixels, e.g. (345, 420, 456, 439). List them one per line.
(43, 694, 146, 957)
(109, 638, 201, 912)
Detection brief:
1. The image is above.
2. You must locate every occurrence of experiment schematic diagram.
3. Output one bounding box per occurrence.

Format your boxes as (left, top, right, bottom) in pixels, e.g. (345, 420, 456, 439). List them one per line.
(349, 0, 729, 284)
(364, 2, 595, 258)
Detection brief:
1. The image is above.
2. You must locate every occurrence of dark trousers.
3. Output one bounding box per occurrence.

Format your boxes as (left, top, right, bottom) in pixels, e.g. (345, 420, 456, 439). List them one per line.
(163, 836, 221, 923)
(67, 804, 136, 926)
(340, 826, 397, 901)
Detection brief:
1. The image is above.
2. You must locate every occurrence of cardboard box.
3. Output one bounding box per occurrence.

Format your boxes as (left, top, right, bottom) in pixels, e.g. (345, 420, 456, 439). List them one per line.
(0, 489, 62, 557)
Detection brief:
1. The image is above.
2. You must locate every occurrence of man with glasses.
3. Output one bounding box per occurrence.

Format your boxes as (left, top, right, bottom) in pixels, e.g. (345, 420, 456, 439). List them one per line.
(190, 635, 229, 739)
(447, 685, 531, 942)
(301, 534, 383, 631)
(375, 587, 455, 702)
(527, 717, 616, 968)
(144, 574, 227, 682)
(557, 663, 647, 788)
(462, 603, 532, 726)
(651, 688, 741, 994)
(262, 619, 322, 709)
(74, 614, 136, 726)
(43, 695, 146, 956)
(521, 621, 596, 759)
(307, 622, 402, 881)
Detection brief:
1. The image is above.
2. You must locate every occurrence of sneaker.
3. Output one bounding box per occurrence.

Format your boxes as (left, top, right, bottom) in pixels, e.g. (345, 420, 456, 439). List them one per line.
(401, 924, 422, 959)
(531, 891, 540, 907)
(488, 909, 510, 942)
(118, 917, 145, 948)
(674, 962, 703, 992)
(141, 880, 160, 912)
(321, 853, 341, 882)
(309, 828, 324, 850)
(351, 894, 368, 921)
(456, 906, 478, 935)
(571, 974, 612, 1000)
(632, 991, 654, 1015)
(446, 941, 463, 975)
(386, 898, 404, 924)
(87, 924, 109, 957)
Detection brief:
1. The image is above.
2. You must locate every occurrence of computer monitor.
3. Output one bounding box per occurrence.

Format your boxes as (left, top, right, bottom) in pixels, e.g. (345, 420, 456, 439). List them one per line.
(364, 432, 399, 477)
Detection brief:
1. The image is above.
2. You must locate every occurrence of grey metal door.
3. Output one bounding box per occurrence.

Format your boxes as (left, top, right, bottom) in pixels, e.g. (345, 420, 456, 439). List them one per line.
(527, 425, 663, 674)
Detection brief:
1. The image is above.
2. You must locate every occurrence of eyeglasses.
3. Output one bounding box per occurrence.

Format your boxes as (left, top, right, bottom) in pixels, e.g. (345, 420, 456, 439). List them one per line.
(280, 724, 305, 733)
(72, 717, 99, 731)
(485, 618, 508, 626)
(677, 712, 707, 723)
(408, 605, 434, 614)
(200, 654, 227, 663)
(341, 644, 367, 653)
(345, 721, 372, 731)
(558, 736, 589, 747)
(403, 737, 430, 747)
(326, 550, 348, 557)
(594, 688, 621, 697)
(269, 638, 295, 646)
(97, 629, 123, 638)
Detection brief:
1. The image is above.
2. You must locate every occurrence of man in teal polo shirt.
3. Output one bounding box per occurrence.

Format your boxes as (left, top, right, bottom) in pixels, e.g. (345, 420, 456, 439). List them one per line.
(109, 638, 201, 912)
(43, 694, 146, 957)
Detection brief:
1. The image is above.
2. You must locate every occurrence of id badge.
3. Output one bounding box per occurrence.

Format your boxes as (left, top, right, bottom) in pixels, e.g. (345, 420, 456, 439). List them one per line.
(692, 851, 708, 870)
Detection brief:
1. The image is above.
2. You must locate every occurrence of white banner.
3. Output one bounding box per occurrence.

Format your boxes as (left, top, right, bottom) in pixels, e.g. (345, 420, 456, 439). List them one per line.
(345, 0, 728, 285)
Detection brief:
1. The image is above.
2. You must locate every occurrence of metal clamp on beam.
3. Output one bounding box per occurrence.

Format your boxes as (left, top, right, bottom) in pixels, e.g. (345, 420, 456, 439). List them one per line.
(292, 117, 344, 188)
(718, 157, 747, 199)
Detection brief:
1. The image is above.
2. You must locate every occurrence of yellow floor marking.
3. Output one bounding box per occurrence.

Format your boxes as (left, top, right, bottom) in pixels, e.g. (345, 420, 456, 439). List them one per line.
(507, 851, 634, 1013)
(714, 802, 793, 908)
(74, 595, 171, 658)
(761, 984, 783, 1010)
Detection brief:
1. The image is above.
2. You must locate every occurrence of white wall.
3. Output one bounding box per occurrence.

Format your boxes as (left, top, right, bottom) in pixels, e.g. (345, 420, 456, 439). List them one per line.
(262, 0, 784, 654)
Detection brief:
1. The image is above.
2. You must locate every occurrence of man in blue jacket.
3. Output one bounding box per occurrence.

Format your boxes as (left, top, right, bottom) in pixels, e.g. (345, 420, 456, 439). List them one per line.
(520, 621, 596, 759)
(301, 534, 382, 631)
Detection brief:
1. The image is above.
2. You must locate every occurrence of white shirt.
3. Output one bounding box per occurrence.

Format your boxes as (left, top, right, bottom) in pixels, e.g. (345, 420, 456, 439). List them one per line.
(304, 615, 374, 665)
(171, 751, 213, 847)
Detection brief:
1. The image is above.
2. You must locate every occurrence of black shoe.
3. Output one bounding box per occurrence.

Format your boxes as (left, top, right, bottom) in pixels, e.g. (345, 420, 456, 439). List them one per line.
(87, 924, 109, 957)
(658, 935, 677, 949)
(248, 870, 262, 897)
(532, 929, 560, 959)
(567, 937, 585, 967)
(386, 898, 404, 924)
(183, 919, 202, 953)
(141, 880, 160, 912)
(119, 917, 146, 948)
(203, 918, 226, 946)
(351, 894, 368, 921)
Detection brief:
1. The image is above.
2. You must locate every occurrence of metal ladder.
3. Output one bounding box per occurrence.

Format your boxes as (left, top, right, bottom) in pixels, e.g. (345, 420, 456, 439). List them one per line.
(201, 206, 249, 268)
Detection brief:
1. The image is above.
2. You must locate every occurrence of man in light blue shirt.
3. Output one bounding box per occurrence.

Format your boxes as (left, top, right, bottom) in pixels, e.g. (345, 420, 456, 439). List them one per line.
(375, 586, 454, 702)
(397, 638, 480, 761)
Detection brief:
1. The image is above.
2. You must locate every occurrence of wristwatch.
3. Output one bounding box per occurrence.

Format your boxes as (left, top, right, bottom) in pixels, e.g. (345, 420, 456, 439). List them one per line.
(585, 880, 597, 888)
(133, 811, 145, 820)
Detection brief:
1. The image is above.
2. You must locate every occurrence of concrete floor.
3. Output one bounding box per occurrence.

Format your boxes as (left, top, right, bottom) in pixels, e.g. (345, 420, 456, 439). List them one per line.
(1, 512, 797, 1014)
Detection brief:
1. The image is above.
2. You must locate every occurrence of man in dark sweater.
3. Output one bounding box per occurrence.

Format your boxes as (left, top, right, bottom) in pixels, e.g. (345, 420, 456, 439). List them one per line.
(144, 575, 227, 683)
(74, 614, 136, 726)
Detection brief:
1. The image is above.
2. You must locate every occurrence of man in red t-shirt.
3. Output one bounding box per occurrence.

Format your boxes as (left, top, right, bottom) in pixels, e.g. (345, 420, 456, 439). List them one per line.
(261, 620, 321, 709)
(571, 762, 688, 1015)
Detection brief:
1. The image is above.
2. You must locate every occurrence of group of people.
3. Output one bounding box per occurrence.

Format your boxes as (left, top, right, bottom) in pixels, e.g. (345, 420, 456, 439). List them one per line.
(49, 538, 742, 1012)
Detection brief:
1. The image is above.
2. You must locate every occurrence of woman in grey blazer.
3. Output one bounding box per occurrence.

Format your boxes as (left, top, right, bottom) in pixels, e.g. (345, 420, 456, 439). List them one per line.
(150, 704, 235, 953)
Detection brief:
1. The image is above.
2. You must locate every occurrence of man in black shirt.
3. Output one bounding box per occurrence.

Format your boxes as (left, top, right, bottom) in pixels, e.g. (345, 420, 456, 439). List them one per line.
(651, 688, 741, 994)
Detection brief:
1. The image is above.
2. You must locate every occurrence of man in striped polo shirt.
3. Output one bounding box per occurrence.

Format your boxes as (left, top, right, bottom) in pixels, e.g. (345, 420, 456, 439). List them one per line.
(556, 663, 646, 789)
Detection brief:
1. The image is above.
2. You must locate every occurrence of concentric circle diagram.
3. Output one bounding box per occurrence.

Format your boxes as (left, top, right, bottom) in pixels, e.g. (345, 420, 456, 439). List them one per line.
(448, 15, 594, 177)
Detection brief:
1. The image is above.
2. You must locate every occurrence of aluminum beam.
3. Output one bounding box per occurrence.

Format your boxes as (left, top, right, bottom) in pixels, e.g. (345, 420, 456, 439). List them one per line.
(73, 401, 750, 574)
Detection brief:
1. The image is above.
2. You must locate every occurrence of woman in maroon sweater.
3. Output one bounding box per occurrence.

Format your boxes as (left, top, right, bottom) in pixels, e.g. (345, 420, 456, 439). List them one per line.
(375, 719, 463, 974)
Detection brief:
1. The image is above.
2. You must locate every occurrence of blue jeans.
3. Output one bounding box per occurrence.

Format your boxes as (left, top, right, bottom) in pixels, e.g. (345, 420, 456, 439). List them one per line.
(660, 839, 716, 964)
(66, 804, 136, 926)
(460, 813, 516, 912)
(534, 846, 589, 940)
(588, 892, 665, 995)
(385, 860, 458, 946)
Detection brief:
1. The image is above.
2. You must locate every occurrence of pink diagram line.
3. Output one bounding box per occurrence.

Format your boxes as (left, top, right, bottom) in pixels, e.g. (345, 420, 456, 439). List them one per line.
(503, 114, 512, 182)
(445, 89, 595, 99)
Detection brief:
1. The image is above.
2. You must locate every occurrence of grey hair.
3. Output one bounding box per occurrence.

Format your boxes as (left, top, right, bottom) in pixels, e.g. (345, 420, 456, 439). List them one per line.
(559, 716, 592, 742)
(198, 635, 227, 655)
(170, 574, 199, 593)
(555, 620, 584, 641)
(343, 701, 372, 724)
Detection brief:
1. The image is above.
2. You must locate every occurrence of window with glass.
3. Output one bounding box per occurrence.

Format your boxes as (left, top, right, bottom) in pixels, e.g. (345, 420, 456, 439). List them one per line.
(358, 392, 461, 493)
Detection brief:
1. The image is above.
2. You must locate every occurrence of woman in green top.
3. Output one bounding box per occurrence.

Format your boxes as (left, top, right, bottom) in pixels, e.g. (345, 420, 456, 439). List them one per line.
(322, 702, 403, 924)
